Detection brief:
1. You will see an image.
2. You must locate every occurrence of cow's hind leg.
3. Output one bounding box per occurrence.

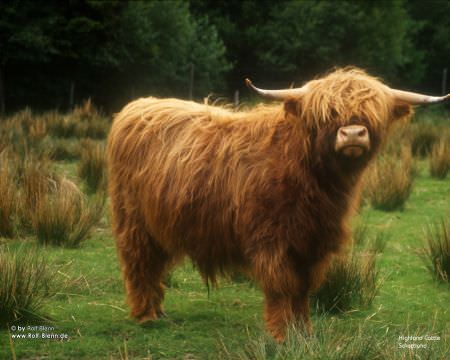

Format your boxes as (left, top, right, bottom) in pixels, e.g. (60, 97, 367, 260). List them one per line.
(116, 226, 170, 323)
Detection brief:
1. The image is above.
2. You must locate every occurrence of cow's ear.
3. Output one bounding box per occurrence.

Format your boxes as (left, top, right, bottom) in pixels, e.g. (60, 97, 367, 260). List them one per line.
(284, 99, 301, 117)
(392, 103, 412, 122)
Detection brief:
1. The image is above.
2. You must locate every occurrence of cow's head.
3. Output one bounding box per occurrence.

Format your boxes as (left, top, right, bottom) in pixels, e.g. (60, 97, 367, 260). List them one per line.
(246, 68, 449, 172)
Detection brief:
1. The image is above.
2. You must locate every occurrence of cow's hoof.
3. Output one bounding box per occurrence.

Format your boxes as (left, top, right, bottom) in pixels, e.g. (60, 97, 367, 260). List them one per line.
(137, 310, 158, 324)
(137, 307, 167, 324)
(138, 315, 156, 325)
(272, 333, 285, 343)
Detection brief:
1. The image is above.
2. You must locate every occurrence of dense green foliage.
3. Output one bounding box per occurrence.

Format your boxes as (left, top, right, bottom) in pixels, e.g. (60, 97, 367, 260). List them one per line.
(0, 0, 229, 111)
(0, 0, 449, 113)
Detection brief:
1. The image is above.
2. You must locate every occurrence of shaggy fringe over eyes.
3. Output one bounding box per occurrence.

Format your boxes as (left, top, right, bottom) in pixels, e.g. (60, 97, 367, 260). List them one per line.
(297, 68, 393, 132)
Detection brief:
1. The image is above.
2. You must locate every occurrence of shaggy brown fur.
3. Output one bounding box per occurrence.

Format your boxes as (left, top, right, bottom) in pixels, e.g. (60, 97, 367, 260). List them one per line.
(107, 68, 412, 341)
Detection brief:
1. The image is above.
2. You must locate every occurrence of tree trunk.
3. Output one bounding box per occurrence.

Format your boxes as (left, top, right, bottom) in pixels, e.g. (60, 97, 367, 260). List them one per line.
(442, 68, 448, 96)
(69, 80, 75, 110)
(0, 65, 5, 115)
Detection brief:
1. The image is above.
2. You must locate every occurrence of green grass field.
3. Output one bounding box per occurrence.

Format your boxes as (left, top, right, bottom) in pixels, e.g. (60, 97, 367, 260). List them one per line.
(0, 109, 449, 359)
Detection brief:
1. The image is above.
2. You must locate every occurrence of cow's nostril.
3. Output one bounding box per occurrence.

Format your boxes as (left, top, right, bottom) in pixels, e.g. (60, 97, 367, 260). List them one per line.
(340, 129, 348, 137)
(357, 128, 367, 137)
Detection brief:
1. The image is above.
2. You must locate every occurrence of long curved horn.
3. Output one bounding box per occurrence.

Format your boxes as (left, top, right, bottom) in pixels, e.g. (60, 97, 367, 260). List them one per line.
(245, 79, 309, 100)
(390, 88, 450, 105)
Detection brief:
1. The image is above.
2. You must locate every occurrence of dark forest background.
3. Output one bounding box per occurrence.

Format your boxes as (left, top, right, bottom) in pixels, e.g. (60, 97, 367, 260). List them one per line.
(0, 0, 449, 114)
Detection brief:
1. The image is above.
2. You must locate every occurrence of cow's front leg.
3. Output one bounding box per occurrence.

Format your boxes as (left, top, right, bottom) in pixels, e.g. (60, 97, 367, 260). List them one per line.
(263, 294, 292, 342)
(290, 293, 312, 335)
(275, 254, 334, 339)
(263, 287, 311, 341)
(252, 246, 311, 341)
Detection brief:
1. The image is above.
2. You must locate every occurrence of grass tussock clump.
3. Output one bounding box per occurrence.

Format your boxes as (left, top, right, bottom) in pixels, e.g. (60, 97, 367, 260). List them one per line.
(0, 246, 53, 326)
(429, 138, 450, 179)
(410, 122, 439, 157)
(32, 178, 104, 247)
(73, 98, 99, 119)
(16, 156, 58, 233)
(351, 217, 388, 254)
(383, 121, 411, 156)
(220, 321, 448, 360)
(4, 113, 50, 158)
(220, 318, 448, 360)
(0, 151, 54, 237)
(47, 138, 81, 161)
(312, 217, 385, 315)
(46, 113, 77, 138)
(364, 147, 414, 211)
(78, 139, 107, 193)
(74, 118, 109, 139)
(27, 117, 48, 147)
(0, 155, 18, 238)
(0, 146, 103, 246)
(220, 321, 380, 360)
(4, 108, 48, 148)
(422, 218, 450, 282)
(72, 100, 110, 139)
(46, 100, 110, 139)
(313, 252, 380, 314)
(49, 113, 110, 139)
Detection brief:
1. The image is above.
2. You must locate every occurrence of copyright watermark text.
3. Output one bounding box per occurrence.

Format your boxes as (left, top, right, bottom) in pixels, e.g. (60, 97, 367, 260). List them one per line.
(398, 334, 441, 349)
(9, 325, 69, 341)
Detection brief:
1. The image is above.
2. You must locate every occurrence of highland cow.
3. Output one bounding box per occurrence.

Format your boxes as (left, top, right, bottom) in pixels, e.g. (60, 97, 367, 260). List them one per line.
(107, 68, 448, 341)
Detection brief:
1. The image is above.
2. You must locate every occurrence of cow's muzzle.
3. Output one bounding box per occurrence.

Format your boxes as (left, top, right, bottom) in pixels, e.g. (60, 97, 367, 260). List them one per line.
(335, 125, 370, 157)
